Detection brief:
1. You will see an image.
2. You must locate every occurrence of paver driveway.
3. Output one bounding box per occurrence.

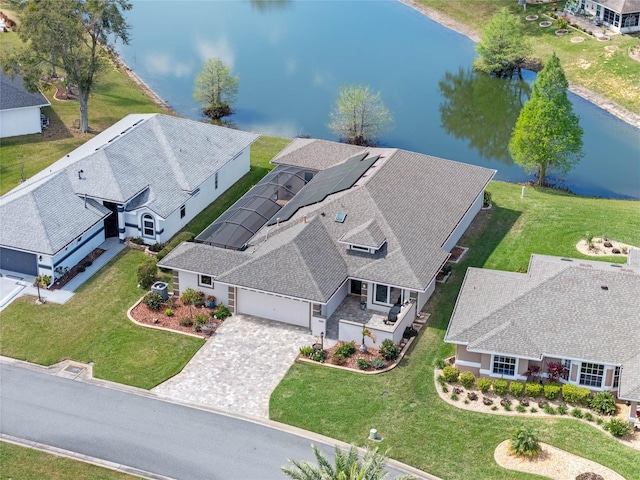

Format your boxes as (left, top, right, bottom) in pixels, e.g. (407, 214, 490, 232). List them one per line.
(152, 314, 321, 418)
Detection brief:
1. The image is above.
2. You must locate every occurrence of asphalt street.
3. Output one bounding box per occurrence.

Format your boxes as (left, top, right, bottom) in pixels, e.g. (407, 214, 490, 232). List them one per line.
(0, 362, 424, 479)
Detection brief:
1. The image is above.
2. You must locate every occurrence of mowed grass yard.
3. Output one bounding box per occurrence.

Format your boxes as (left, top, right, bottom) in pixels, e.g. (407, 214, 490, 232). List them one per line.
(418, 0, 640, 115)
(271, 181, 640, 480)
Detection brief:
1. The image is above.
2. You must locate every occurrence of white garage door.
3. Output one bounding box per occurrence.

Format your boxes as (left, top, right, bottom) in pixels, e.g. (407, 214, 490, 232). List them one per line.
(237, 289, 310, 328)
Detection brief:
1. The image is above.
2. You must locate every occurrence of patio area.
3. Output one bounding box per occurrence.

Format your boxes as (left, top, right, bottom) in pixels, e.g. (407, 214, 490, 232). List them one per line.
(325, 295, 388, 340)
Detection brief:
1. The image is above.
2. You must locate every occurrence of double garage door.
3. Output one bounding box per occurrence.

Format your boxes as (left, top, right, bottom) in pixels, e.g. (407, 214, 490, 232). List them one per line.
(236, 288, 310, 328)
(0, 247, 38, 276)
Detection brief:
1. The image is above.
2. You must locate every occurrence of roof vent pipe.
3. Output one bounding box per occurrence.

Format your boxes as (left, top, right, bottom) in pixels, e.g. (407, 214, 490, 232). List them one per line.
(601, 285, 609, 290)
(78, 169, 84, 179)
(303, 215, 307, 224)
(276, 217, 281, 227)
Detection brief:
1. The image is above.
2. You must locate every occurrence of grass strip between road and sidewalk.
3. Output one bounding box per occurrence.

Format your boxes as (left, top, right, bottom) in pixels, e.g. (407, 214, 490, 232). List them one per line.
(270, 181, 640, 480)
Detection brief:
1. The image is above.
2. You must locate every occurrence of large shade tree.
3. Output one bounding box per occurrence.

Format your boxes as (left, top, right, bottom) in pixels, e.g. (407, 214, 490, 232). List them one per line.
(509, 53, 584, 187)
(5, 0, 131, 133)
(328, 84, 392, 146)
(474, 8, 530, 78)
(282, 444, 415, 480)
(193, 57, 239, 120)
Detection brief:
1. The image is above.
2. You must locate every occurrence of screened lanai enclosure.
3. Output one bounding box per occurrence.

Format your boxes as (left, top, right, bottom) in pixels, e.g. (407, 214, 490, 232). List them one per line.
(195, 151, 380, 250)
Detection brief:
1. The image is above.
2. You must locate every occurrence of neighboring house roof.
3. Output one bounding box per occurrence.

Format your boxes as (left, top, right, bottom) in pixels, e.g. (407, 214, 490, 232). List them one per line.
(445, 254, 640, 401)
(628, 247, 640, 267)
(10, 114, 259, 218)
(0, 71, 50, 110)
(160, 139, 495, 303)
(595, 0, 640, 14)
(271, 138, 367, 170)
(0, 172, 110, 255)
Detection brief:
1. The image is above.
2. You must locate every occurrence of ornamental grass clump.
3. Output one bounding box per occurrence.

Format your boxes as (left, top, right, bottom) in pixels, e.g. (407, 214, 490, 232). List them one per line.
(589, 392, 616, 415)
(510, 427, 541, 458)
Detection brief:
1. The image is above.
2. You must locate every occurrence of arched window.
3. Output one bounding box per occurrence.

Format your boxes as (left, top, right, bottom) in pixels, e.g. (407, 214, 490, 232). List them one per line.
(142, 214, 155, 238)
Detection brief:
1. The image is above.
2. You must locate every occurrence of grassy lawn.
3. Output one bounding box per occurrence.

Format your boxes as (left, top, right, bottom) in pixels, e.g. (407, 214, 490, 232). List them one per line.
(270, 181, 640, 480)
(0, 441, 137, 480)
(0, 249, 204, 389)
(418, 0, 640, 115)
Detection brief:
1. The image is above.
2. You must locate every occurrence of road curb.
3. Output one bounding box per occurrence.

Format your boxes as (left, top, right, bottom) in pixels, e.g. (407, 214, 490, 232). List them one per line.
(1, 434, 174, 480)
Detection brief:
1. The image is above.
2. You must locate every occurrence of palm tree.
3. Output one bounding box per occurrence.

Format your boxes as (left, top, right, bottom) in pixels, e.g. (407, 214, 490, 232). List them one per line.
(34, 275, 51, 304)
(360, 325, 377, 353)
(282, 444, 415, 480)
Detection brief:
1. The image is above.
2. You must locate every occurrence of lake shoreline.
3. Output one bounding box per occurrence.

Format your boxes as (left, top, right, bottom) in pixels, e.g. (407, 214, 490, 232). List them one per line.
(398, 0, 640, 129)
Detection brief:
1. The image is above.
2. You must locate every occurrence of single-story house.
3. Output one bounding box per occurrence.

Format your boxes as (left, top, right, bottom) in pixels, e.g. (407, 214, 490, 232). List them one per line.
(0, 113, 259, 282)
(445, 252, 640, 422)
(568, 0, 640, 33)
(159, 138, 496, 346)
(0, 71, 50, 138)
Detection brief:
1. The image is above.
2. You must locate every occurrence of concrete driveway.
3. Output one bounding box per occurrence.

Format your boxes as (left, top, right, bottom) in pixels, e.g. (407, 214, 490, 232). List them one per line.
(152, 314, 326, 418)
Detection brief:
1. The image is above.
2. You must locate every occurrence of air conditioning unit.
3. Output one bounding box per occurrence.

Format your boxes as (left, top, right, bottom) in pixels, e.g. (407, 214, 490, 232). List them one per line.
(151, 281, 169, 301)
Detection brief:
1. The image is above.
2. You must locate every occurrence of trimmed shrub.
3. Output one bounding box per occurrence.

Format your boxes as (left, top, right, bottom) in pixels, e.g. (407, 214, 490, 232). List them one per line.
(142, 291, 163, 311)
(157, 231, 195, 261)
(509, 381, 525, 397)
(330, 353, 347, 365)
(137, 261, 157, 289)
(477, 378, 492, 393)
(510, 427, 540, 457)
(379, 339, 400, 361)
(370, 358, 386, 369)
(604, 418, 632, 437)
(543, 383, 561, 400)
(164, 308, 174, 317)
(459, 371, 476, 389)
(130, 236, 145, 245)
(309, 349, 326, 363)
(525, 382, 543, 397)
(356, 357, 369, 370)
(571, 407, 583, 418)
(493, 379, 508, 395)
(148, 242, 166, 253)
(214, 303, 232, 320)
(562, 384, 591, 405)
(589, 392, 616, 415)
(442, 366, 460, 383)
(335, 341, 357, 358)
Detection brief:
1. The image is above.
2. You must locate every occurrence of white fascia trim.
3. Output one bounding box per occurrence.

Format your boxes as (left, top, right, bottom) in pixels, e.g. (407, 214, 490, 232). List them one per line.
(469, 348, 542, 362)
(348, 276, 423, 294)
(455, 359, 481, 368)
(478, 368, 528, 382)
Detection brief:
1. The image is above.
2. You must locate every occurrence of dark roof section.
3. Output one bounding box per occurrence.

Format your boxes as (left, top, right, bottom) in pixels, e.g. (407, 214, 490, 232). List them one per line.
(267, 152, 378, 225)
(196, 164, 317, 250)
(0, 71, 50, 110)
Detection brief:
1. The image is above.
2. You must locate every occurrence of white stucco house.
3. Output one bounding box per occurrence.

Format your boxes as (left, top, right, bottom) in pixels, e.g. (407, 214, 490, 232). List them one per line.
(0, 71, 50, 138)
(159, 138, 496, 347)
(0, 114, 259, 283)
(445, 252, 640, 422)
(568, 0, 640, 33)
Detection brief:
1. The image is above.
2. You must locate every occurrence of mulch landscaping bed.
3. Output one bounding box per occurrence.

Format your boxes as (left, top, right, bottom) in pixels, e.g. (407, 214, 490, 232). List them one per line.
(131, 297, 223, 336)
(50, 248, 105, 290)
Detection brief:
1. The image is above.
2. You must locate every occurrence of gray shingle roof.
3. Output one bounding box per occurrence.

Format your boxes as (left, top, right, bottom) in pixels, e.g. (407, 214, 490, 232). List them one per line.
(9, 114, 259, 218)
(161, 139, 495, 302)
(0, 71, 50, 110)
(596, 0, 640, 14)
(339, 219, 386, 249)
(445, 254, 640, 401)
(0, 172, 110, 255)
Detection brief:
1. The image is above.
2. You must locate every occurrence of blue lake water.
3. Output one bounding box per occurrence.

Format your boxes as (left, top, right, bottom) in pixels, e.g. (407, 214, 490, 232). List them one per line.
(117, 0, 640, 199)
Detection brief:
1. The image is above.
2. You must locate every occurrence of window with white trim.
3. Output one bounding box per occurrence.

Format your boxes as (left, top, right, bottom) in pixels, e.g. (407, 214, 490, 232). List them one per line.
(350, 245, 371, 253)
(180, 205, 186, 218)
(215, 172, 219, 189)
(199, 275, 213, 287)
(374, 284, 403, 305)
(492, 355, 516, 376)
(579, 362, 604, 387)
(142, 214, 155, 238)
